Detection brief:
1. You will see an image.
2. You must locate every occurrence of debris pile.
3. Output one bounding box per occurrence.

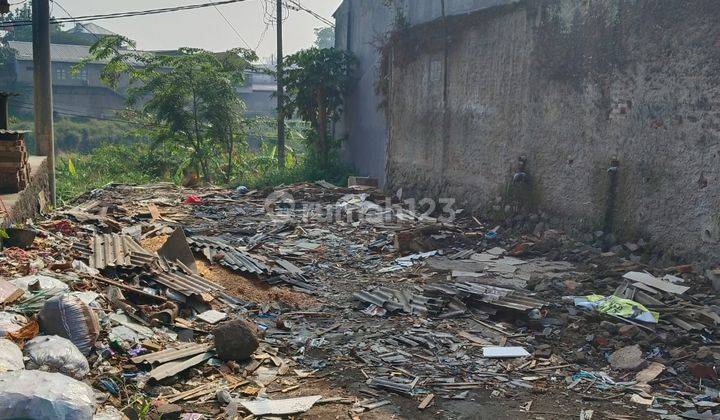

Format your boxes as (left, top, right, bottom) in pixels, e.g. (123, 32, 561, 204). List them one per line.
(0, 181, 718, 418)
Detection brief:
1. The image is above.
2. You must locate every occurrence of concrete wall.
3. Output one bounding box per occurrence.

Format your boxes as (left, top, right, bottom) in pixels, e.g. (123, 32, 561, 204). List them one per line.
(382, 0, 720, 264)
(335, 0, 520, 186)
(334, 0, 394, 186)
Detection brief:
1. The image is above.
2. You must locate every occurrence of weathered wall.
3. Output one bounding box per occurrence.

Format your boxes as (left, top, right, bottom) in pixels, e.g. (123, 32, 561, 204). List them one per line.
(384, 0, 720, 264)
(334, 0, 519, 186)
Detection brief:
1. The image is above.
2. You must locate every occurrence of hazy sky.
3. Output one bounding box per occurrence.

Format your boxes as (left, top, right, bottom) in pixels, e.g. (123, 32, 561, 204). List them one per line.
(16, 0, 342, 61)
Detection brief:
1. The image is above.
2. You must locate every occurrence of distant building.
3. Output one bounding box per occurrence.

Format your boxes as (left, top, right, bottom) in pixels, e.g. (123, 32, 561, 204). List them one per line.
(64, 23, 118, 45)
(0, 24, 277, 119)
(6, 40, 129, 118)
(238, 67, 277, 118)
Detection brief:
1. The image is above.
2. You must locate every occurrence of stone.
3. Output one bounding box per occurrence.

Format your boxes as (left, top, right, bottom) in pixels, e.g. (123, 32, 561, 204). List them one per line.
(609, 344, 644, 370)
(213, 320, 259, 362)
(619, 325, 640, 338)
(563, 279, 580, 293)
(156, 403, 182, 420)
(599, 321, 618, 334)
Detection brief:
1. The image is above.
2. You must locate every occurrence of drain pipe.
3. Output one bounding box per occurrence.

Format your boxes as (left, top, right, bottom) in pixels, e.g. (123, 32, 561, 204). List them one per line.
(602, 158, 620, 251)
(513, 156, 528, 184)
(0, 92, 9, 130)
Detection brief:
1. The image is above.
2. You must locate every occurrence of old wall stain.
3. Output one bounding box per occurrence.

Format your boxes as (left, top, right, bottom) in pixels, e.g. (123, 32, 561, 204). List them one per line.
(382, 0, 720, 265)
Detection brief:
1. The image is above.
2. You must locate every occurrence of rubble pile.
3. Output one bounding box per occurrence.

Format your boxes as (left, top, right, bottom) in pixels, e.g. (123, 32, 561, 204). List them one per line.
(0, 181, 718, 418)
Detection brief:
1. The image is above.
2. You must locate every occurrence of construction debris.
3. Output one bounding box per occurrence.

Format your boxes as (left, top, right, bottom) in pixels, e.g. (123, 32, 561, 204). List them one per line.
(0, 181, 716, 418)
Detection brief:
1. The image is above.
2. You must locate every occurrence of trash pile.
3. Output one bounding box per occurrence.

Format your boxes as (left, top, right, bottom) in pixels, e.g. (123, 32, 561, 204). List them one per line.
(0, 181, 719, 418)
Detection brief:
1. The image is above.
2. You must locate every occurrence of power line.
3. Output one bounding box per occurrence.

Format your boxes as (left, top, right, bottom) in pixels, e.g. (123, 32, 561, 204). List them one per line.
(0, 0, 251, 28)
(12, 102, 152, 127)
(284, 0, 334, 27)
(211, 3, 252, 50)
(51, 1, 101, 43)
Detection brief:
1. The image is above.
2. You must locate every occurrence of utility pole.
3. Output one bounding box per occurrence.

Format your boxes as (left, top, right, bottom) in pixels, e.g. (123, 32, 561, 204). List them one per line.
(32, 0, 56, 205)
(276, 0, 285, 168)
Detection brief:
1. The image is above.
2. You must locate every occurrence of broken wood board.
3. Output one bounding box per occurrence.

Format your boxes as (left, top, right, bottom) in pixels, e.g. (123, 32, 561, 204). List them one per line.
(623, 271, 689, 295)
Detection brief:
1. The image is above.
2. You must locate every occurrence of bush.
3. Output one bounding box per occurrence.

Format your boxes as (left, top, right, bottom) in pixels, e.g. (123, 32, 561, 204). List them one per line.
(56, 143, 166, 203)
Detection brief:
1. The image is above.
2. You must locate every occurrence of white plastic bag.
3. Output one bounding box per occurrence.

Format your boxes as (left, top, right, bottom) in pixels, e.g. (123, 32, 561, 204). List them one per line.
(0, 339, 23, 372)
(24, 335, 90, 379)
(9, 274, 69, 293)
(0, 370, 95, 420)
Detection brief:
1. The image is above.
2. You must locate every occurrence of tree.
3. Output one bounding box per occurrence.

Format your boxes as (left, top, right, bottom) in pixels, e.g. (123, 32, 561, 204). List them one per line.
(80, 35, 257, 182)
(282, 47, 355, 169)
(313, 27, 335, 49)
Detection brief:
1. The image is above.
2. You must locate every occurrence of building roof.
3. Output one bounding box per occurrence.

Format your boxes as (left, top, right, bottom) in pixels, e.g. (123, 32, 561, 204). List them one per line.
(6, 41, 144, 65)
(66, 23, 117, 36)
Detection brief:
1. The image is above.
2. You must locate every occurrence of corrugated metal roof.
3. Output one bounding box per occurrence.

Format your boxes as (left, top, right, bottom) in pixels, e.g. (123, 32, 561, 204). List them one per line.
(89, 233, 155, 269)
(188, 236, 269, 275)
(152, 269, 224, 297)
(7, 41, 145, 65)
(76, 234, 225, 298)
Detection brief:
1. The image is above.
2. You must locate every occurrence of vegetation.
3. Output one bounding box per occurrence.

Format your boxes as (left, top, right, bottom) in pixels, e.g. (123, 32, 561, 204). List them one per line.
(11, 114, 145, 153)
(313, 27, 335, 49)
(282, 47, 355, 170)
(79, 35, 258, 183)
(55, 118, 353, 203)
(24, 36, 358, 202)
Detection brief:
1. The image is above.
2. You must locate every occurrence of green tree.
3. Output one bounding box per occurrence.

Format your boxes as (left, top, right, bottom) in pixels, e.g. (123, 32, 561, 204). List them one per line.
(79, 35, 257, 182)
(282, 47, 355, 169)
(313, 27, 335, 49)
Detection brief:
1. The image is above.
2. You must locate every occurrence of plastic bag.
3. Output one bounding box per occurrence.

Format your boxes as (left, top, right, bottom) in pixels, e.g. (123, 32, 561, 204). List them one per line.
(9, 274, 69, 293)
(24, 335, 90, 379)
(574, 294, 659, 323)
(0, 370, 95, 420)
(38, 294, 100, 355)
(0, 339, 23, 372)
(0, 311, 26, 337)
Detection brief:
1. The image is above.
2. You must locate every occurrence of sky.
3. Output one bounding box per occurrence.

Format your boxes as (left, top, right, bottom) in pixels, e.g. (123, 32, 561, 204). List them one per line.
(12, 0, 342, 62)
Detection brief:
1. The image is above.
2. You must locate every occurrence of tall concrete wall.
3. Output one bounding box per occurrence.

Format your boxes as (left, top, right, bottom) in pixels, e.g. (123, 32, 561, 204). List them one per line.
(335, 0, 518, 185)
(383, 0, 720, 264)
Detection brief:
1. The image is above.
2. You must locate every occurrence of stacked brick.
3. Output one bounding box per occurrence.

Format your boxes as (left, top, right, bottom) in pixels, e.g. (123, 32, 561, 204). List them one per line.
(0, 132, 30, 193)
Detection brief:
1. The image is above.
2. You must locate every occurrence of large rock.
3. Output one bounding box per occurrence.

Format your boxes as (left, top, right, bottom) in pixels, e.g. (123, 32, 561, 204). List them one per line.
(609, 344, 644, 370)
(214, 320, 259, 362)
(0, 370, 95, 419)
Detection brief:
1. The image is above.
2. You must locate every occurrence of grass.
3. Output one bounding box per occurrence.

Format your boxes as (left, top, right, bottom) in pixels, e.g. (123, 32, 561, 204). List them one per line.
(56, 143, 159, 204)
(56, 141, 355, 204)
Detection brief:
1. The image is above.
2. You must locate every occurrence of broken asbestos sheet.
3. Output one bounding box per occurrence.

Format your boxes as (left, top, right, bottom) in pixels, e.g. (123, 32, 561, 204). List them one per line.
(239, 395, 322, 416)
(483, 346, 531, 358)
